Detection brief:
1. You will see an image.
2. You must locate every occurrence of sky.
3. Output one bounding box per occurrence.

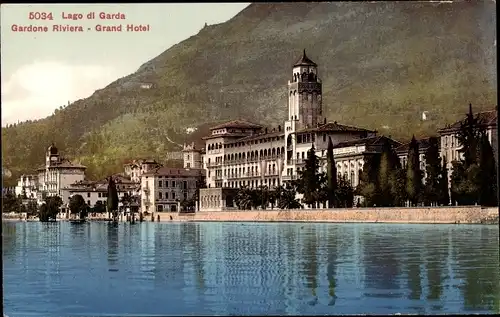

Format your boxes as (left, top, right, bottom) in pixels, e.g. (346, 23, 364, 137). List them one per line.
(0, 3, 250, 126)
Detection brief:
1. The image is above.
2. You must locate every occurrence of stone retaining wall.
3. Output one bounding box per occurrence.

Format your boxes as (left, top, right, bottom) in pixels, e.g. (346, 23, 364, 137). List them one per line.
(166, 206, 498, 224)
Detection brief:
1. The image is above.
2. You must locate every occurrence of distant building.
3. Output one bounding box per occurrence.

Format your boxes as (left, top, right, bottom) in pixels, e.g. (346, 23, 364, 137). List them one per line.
(34, 144, 86, 203)
(182, 142, 204, 169)
(61, 174, 139, 209)
(123, 159, 162, 183)
(438, 108, 497, 169)
(15, 174, 38, 199)
(395, 137, 439, 184)
(140, 166, 205, 213)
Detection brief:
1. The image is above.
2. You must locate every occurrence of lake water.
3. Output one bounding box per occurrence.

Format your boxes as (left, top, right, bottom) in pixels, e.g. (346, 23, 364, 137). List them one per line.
(2, 221, 499, 316)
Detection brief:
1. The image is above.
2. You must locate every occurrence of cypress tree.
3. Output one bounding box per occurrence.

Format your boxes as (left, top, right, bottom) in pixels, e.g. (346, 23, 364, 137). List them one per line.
(406, 136, 422, 206)
(423, 137, 441, 206)
(326, 136, 337, 208)
(358, 154, 380, 207)
(297, 145, 323, 208)
(439, 156, 450, 206)
(107, 176, 119, 221)
(457, 103, 480, 168)
(477, 131, 498, 206)
(378, 138, 399, 206)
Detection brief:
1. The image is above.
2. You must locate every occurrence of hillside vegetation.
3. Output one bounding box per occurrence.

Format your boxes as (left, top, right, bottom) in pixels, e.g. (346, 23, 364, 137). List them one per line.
(2, 1, 496, 185)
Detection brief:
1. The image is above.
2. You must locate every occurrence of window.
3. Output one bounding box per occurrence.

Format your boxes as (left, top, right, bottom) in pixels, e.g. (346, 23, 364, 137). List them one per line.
(87, 200, 90, 205)
(323, 134, 326, 142)
(157, 205, 163, 212)
(183, 181, 187, 189)
(186, 163, 191, 168)
(98, 192, 101, 198)
(165, 181, 169, 187)
(184, 192, 187, 200)
(187, 155, 190, 160)
(159, 180, 162, 188)
(172, 181, 176, 188)
(165, 192, 169, 199)
(159, 192, 163, 199)
(87, 193, 90, 198)
(172, 192, 176, 200)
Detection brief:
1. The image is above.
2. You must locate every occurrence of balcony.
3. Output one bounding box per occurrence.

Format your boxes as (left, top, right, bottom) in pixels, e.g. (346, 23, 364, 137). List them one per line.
(287, 159, 306, 165)
(281, 175, 297, 181)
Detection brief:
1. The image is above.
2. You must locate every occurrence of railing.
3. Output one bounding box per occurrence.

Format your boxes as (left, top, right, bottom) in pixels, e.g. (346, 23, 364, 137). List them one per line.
(281, 175, 297, 181)
(224, 171, 280, 180)
(287, 159, 306, 165)
(206, 155, 285, 167)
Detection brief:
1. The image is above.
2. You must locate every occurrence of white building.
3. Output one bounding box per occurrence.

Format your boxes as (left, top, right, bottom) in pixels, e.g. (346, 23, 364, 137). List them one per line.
(140, 166, 205, 213)
(34, 144, 86, 203)
(123, 159, 162, 183)
(60, 174, 140, 209)
(197, 50, 404, 211)
(438, 108, 497, 170)
(15, 174, 38, 199)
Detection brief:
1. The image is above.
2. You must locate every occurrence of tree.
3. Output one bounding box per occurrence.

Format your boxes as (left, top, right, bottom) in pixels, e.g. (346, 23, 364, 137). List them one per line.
(357, 154, 380, 207)
(26, 199, 38, 217)
(277, 185, 302, 209)
(107, 176, 119, 222)
(476, 131, 498, 206)
(423, 137, 441, 206)
(296, 145, 324, 208)
(378, 138, 401, 206)
(93, 200, 107, 213)
(389, 167, 407, 207)
(326, 136, 338, 208)
(69, 194, 87, 219)
(335, 175, 354, 208)
(439, 156, 450, 206)
(38, 196, 62, 222)
(457, 103, 481, 168)
(234, 186, 254, 210)
(406, 136, 422, 206)
(2, 191, 21, 213)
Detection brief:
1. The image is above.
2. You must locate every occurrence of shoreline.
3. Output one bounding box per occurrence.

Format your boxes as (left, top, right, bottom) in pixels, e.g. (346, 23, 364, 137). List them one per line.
(3, 206, 498, 225)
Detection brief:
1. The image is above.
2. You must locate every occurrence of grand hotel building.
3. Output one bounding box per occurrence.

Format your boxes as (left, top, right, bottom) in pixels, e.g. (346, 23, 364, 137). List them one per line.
(188, 50, 403, 211)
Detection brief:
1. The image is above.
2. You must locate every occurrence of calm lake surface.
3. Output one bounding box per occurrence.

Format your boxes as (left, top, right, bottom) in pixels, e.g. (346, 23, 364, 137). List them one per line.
(2, 221, 499, 316)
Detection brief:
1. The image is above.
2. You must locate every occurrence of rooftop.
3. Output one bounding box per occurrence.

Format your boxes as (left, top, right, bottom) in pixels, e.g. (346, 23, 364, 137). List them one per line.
(142, 167, 205, 177)
(293, 49, 317, 67)
(395, 137, 440, 154)
(299, 121, 376, 134)
(332, 135, 401, 149)
(438, 109, 497, 133)
(210, 119, 263, 131)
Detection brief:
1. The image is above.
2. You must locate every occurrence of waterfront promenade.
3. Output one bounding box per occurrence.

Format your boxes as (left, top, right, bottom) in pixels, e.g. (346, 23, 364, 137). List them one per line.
(3, 206, 497, 224)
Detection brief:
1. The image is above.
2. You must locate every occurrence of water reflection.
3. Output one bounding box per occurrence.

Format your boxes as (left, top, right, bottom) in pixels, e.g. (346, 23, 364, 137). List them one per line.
(2, 222, 499, 316)
(107, 223, 119, 267)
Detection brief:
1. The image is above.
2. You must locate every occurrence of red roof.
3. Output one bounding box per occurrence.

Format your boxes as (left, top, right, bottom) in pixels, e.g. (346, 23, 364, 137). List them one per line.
(300, 121, 376, 133)
(438, 109, 497, 133)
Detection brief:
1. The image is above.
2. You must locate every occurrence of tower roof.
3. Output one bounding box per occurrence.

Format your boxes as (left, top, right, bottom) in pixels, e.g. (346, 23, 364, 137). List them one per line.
(293, 49, 317, 67)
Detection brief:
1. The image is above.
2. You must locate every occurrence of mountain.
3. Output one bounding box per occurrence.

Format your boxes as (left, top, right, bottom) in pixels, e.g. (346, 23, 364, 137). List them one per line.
(2, 1, 496, 185)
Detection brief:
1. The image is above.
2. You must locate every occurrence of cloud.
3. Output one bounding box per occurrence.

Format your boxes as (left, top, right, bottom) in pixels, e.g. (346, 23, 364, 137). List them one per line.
(1, 61, 119, 126)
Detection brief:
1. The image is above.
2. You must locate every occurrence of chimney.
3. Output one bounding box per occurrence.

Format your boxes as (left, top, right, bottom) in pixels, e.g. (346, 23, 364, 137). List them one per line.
(278, 125, 281, 132)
